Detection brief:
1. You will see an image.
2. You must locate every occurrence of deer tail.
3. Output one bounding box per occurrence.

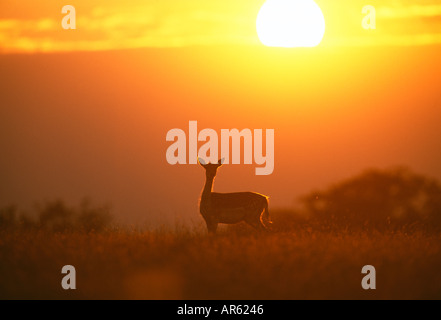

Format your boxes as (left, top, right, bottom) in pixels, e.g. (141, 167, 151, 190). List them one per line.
(263, 198, 272, 225)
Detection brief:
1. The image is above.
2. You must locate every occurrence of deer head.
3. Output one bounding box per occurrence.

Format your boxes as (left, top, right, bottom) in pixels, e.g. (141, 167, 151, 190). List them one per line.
(198, 158, 224, 179)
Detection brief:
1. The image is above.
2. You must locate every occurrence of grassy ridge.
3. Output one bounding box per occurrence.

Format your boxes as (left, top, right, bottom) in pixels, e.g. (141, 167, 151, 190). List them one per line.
(1, 226, 440, 299)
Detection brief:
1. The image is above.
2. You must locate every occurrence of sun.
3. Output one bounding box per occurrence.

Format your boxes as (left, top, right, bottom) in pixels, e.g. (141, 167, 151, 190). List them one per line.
(256, 0, 325, 48)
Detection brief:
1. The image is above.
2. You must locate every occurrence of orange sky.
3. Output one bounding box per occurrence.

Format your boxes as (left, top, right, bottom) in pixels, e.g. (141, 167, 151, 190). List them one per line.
(1, 1, 441, 224)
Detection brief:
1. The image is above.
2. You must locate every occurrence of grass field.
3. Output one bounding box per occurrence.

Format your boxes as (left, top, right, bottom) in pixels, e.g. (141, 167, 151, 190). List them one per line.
(1, 224, 440, 300)
(2, 168, 440, 299)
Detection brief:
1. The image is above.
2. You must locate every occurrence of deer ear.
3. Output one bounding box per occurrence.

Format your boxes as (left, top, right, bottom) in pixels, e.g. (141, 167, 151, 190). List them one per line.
(198, 157, 207, 166)
(218, 158, 225, 166)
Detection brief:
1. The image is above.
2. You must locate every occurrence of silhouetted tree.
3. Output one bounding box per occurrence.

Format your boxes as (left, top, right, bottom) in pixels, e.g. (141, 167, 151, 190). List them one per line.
(299, 167, 441, 232)
(0, 205, 17, 230)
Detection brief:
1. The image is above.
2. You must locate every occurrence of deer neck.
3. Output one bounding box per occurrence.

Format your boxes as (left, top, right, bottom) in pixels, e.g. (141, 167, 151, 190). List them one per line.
(201, 175, 215, 200)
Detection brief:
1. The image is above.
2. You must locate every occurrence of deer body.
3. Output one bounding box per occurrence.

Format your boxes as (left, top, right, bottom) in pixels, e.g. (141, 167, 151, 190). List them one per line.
(199, 158, 271, 233)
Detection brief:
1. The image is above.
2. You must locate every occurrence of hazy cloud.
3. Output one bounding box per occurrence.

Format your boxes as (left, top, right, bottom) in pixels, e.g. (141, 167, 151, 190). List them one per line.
(0, 1, 440, 53)
(378, 4, 441, 19)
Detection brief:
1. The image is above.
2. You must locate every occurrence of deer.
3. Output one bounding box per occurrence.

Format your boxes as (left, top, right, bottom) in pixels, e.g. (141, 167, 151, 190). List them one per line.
(198, 157, 272, 234)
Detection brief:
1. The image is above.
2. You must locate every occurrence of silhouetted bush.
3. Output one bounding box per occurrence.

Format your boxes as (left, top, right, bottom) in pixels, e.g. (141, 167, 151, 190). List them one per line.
(77, 198, 112, 232)
(0, 205, 18, 230)
(0, 199, 112, 232)
(37, 200, 75, 232)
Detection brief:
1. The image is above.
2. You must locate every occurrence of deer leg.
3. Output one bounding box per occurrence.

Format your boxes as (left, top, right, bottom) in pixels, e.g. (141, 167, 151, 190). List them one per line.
(245, 214, 268, 232)
(206, 221, 218, 234)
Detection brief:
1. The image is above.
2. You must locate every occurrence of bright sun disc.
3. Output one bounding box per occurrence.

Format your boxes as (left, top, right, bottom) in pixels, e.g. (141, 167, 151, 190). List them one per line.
(256, 0, 325, 47)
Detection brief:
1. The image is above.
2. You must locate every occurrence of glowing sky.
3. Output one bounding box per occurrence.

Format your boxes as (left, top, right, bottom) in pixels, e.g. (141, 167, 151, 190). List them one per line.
(1, 1, 441, 223)
(1, 0, 441, 53)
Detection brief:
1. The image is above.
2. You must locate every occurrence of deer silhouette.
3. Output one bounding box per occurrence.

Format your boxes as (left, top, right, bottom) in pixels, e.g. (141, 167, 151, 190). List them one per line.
(198, 158, 272, 234)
